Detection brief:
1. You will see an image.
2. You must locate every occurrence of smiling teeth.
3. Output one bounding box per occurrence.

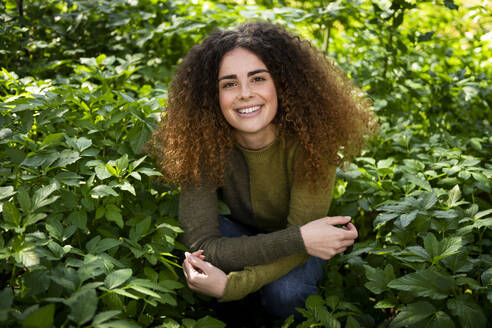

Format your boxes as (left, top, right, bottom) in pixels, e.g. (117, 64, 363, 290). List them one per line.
(238, 106, 261, 114)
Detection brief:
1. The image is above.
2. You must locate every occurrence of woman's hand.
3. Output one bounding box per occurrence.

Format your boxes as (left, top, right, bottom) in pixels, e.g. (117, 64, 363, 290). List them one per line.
(300, 216, 358, 260)
(183, 251, 227, 298)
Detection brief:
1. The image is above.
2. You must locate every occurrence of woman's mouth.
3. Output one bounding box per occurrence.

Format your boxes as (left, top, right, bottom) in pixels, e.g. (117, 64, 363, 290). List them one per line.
(236, 105, 262, 116)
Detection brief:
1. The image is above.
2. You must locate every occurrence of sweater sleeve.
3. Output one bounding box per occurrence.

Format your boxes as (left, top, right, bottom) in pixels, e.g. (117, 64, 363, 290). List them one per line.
(219, 164, 337, 301)
(179, 182, 306, 273)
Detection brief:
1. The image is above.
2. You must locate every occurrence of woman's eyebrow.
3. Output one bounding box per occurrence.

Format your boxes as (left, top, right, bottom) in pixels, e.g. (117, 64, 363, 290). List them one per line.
(218, 69, 270, 81)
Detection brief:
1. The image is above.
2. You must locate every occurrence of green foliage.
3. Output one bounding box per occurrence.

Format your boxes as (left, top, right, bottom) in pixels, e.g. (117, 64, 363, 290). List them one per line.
(1, 0, 491, 327)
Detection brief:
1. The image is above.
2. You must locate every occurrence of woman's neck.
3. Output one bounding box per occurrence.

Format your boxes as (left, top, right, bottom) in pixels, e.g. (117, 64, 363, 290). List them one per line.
(234, 126, 277, 150)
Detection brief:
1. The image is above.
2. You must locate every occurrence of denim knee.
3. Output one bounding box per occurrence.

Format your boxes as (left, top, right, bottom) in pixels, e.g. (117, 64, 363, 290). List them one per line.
(260, 257, 326, 319)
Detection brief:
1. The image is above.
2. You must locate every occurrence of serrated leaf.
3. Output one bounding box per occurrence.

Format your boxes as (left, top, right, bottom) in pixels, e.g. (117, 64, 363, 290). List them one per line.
(105, 269, 133, 289)
(68, 210, 87, 230)
(424, 233, 462, 262)
(389, 301, 436, 328)
(95, 165, 113, 180)
(32, 183, 59, 211)
(3, 201, 21, 227)
(67, 288, 98, 325)
(56, 150, 80, 167)
(16, 186, 32, 214)
(76, 137, 92, 152)
(388, 269, 455, 299)
(407, 174, 432, 192)
(447, 295, 486, 328)
(398, 209, 419, 228)
(105, 204, 123, 228)
(345, 315, 360, 328)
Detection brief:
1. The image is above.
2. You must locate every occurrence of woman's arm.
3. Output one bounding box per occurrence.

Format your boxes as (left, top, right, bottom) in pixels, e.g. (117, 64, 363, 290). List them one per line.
(179, 182, 306, 272)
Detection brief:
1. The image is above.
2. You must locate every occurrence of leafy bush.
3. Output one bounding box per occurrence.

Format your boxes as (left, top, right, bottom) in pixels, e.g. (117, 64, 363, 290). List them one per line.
(1, 0, 491, 327)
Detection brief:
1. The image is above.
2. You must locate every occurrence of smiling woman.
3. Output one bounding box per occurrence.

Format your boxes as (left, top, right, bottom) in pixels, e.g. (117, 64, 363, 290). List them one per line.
(147, 21, 376, 319)
(218, 48, 278, 150)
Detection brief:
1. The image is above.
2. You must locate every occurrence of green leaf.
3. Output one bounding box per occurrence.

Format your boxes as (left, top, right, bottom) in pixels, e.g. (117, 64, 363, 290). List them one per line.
(56, 150, 80, 167)
(95, 165, 113, 180)
(0, 186, 15, 201)
(17, 187, 31, 214)
(129, 156, 147, 171)
(398, 209, 418, 228)
(22, 304, 55, 328)
(424, 233, 462, 262)
(40, 133, 64, 149)
(68, 210, 88, 230)
(2, 201, 21, 227)
(67, 288, 98, 325)
(481, 268, 492, 285)
(0, 288, 13, 321)
(115, 154, 129, 171)
(86, 237, 122, 254)
(425, 311, 455, 328)
(91, 310, 121, 325)
(105, 269, 133, 289)
(24, 213, 47, 226)
(447, 295, 486, 328)
(388, 269, 455, 300)
(389, 301, 436, 328)
(91, 185, 119, 198)
(364, 264, 395, 294)
(105, 204, 123, 228)
(407, 174, 432, 192)
(32, 183, 59, 211)
(475, 209, 492, 220)
(118, 181, 136, 196)
(137, 167, 162, 177)
(95, 320, 140, 328)
(106, 164, 118, 177)
(128, 285, 161, 298)
(345, 316, 360, 328)
(76, 137, 92, 152)
(194, 316, 226, 328)
(447, 185, 461, 207)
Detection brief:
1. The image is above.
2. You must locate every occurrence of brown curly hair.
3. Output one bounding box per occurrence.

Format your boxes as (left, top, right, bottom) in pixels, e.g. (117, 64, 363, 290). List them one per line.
(147, 21, 376, 188)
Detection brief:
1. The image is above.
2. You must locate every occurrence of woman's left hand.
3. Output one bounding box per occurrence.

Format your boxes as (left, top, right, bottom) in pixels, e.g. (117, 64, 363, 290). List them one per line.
(183, 251, 227, 298)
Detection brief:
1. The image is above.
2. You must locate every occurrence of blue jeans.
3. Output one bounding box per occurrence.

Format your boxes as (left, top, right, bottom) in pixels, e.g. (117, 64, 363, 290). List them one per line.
(219, 216, 326, 319)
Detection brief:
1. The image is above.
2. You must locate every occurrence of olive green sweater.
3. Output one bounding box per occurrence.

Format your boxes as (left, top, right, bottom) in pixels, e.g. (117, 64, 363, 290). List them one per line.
(179, 136, 335, 301)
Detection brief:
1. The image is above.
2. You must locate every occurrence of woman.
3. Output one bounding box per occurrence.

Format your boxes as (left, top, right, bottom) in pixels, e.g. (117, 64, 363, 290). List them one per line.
(149, 21, 375, 318)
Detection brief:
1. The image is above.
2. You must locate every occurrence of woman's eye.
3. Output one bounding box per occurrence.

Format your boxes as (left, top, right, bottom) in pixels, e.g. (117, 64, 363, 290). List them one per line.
(252, 76, 266, 82)
(221, 82, 236, 89)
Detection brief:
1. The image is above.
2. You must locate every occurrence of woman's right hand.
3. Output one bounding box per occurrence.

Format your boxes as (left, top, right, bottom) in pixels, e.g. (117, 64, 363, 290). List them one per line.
(300, 216, 358, 260)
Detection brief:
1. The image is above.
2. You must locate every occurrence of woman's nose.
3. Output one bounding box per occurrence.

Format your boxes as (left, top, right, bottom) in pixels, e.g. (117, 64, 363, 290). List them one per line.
(239, 83, 253, 98)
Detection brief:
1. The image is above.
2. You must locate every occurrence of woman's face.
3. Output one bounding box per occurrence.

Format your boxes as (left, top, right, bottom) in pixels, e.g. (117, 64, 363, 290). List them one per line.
(218, 47, 278, 150)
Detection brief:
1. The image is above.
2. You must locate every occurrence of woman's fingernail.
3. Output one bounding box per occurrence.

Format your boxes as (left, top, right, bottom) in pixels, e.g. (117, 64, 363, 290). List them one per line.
(185, 252, 190, 258)
(345, 216, 351, 220)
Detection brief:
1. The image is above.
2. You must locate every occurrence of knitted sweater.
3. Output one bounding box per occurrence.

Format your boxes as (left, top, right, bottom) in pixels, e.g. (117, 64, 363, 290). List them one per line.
(179, 136, 336, 301)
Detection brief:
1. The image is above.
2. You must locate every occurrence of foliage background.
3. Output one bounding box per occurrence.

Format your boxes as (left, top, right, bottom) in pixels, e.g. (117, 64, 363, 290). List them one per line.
(1, 0, 491, 327)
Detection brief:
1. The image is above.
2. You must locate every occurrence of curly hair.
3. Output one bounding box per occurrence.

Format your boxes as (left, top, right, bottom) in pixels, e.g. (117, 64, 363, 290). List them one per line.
(147, 21, 376, 188)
